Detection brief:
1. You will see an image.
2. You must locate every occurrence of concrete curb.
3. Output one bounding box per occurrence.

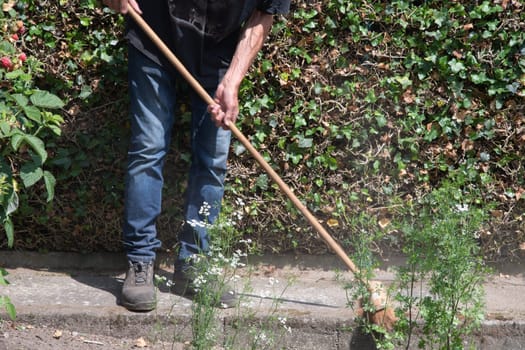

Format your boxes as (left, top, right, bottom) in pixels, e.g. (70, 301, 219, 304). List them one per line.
(1, 251, 524, 349)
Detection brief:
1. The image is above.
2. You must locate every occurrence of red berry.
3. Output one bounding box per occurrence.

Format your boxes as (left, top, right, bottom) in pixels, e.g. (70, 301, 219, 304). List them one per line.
(11, 33, 19, 41)
(18, 25, 26, 34)
(1, 57, 12, 69)
(19, 53, 27, 62)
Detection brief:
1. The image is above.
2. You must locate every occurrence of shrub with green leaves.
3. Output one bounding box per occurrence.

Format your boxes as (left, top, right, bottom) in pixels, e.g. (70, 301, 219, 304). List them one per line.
(229, 0, 524, 256)
(1, 1, 64, 244)
(0, 0, 523, 259)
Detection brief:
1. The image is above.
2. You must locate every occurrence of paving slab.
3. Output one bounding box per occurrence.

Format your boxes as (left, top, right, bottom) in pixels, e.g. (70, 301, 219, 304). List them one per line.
(0, 251, 524, 349)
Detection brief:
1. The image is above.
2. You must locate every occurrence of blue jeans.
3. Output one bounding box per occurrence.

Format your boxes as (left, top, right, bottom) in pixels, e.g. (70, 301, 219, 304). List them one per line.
(123, 46, 231, 266)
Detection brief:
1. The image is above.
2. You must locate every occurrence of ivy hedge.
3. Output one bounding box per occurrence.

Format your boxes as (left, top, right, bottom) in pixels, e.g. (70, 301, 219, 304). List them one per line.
(1, 0, 524, 260)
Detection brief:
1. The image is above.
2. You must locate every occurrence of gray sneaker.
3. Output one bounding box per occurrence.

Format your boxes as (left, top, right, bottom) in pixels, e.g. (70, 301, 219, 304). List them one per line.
(121, 260, 156, 311)
(171, 269, 238, 309)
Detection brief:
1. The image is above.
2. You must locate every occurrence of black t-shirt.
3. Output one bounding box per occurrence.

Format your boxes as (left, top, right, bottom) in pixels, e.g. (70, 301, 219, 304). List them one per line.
(126, 0, 290, 88)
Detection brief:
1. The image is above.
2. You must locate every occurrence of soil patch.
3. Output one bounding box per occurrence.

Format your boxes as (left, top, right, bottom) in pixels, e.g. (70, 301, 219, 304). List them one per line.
(0, 322, 186, 350)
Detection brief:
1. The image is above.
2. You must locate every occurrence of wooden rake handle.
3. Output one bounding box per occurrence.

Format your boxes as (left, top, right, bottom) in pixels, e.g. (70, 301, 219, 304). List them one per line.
(127, 6, 361, 277)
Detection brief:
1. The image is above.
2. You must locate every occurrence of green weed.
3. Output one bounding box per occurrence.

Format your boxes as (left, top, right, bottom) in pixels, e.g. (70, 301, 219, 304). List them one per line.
(395, 182, 489, 349)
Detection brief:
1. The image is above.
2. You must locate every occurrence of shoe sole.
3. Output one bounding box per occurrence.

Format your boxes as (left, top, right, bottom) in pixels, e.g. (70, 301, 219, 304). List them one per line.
(121, 300, 156, 312)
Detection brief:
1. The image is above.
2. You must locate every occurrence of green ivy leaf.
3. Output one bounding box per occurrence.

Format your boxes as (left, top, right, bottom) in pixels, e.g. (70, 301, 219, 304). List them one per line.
(10, 133, 24, 151)
(22, 135, 48, 163)
(290, 153, 303, 164)
(6, 299, 16, 320)
(43, 112, 65, 125)
(470, 72, 489, 84)
(234, 143, 246, 156)
(43, 170, 56, 202)
(10, 93, 28, 107)
(30, 90, 65, 109)
(23, 105, 42, 123)
(376, 114, 388, 128)
(20, 162, 43, 188)
(297, 137, 313, 148)
(100, 51, 113, 63)
(0, 41, 16, 54)
(79, 16, 91, 27)
(0, 121, 11, 136)
(294, 115, 307, 128)
(79, 85, 92, 99)
(3, 217, 14, 248)
(394, 75, 412, 89)
(326, 156, 338, 171)
(255, 174, 268, 191)
(5, 191, 18, 217)
(5, 71, 31, 81)
(0, 296, 16, 320)
(448, 59, 465, 73)
(0, 274, 8, 286)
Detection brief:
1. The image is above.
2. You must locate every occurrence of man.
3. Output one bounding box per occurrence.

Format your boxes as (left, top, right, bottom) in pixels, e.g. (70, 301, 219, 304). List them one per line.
(102, 0, 291, 311)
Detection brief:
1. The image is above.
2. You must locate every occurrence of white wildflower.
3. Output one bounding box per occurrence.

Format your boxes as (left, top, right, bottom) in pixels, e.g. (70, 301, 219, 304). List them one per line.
(155, 274, 173, 288)
(190, 254, 202, 264)
(198, 202, 211, 217)
(234, 209, 243, 222)
(234, 249, 247, 257)
(187, 219, 209, 228)
(193, 274, 207, 290)
(278, 316, 292, 333)
(231, 274, 241, 282)
(455, 204, 469, 212)
(255, 332, 268, 345)
(208, 266, 223, 276)
(268, 277, 279, 286)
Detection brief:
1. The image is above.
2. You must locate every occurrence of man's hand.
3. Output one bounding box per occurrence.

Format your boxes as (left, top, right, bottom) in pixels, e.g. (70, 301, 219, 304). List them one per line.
(208, 10, 273, 130)
(208, 81, 239, 130)
(102, 0, 142, 14)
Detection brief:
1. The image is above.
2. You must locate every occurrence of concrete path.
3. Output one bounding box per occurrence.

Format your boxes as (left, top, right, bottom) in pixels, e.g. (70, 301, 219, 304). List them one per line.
(0, 251, 524, 349)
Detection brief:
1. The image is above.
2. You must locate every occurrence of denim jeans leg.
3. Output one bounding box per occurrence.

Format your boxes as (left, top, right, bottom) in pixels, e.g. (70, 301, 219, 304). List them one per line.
(176, 90, 232, 267)
(123, 47, 176, 263)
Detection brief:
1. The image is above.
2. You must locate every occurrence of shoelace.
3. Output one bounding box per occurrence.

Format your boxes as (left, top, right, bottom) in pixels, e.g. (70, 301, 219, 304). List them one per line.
(133, 262, 148, 284)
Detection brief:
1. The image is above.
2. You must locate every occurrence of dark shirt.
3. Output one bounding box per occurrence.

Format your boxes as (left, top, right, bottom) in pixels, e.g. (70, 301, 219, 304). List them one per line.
(126, 0, 290, 88)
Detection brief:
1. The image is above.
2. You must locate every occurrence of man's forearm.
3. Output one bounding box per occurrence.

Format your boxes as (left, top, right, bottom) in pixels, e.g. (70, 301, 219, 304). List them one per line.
(221, 10, 274, 90)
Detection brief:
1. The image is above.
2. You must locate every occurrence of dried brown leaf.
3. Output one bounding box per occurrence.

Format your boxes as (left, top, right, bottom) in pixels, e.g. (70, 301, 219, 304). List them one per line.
(402, 89, 415, 104)
(134, 337, 148, 348)
(377, 62, 390, 70)
(378, 218, 391, 229)
(327, 218, 339, 228)
(452, 50, 463, 59)
(461, 139, 474, 152)
(2, 0, 15, 12)
(491, 210, 504, 219)
(516, 187, 525, 200)
(261, 264, 276, 276)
